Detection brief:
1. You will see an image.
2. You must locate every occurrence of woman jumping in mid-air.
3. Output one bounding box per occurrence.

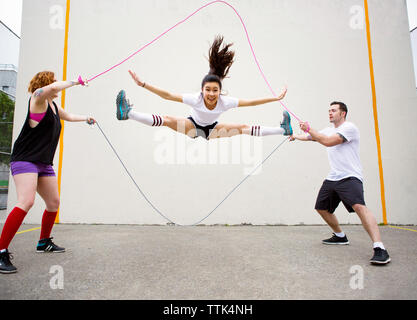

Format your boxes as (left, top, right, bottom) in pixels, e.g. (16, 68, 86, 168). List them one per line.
(115, 35, 292, 140)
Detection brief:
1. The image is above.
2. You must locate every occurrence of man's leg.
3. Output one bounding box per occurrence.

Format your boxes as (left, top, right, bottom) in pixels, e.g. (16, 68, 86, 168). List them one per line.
(314, 180, 348, 244)
(337, 175, 390, 264)
(336, 178, 384, 245)
(351, 204, 381, 243)
(352, 204, 390, 264)
(317, 209, 349, 245)
(316, 209, 343, 234)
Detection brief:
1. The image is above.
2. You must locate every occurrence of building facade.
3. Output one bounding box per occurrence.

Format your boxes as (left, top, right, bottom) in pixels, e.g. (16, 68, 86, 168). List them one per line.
(0, 64, 18, 101)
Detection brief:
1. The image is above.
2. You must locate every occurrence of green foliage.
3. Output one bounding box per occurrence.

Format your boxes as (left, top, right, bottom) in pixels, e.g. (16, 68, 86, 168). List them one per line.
(0, 91, 15, 165)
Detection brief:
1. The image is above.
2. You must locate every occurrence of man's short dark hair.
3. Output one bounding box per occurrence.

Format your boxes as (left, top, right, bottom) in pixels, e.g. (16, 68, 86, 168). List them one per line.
(330, 101, 348, 118)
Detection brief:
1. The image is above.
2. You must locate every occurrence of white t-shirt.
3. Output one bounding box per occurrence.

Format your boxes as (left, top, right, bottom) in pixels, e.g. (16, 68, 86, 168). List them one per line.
(319, 121, 363, 182)
(182, 92, 239, 126)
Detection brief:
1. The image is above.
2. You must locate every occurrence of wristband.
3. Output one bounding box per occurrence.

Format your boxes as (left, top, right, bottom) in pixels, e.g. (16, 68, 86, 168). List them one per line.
(78, 75, 86, 86)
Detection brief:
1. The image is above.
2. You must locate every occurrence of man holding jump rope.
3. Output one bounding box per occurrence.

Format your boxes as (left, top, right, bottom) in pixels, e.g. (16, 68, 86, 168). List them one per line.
(290, 101, 390, 265)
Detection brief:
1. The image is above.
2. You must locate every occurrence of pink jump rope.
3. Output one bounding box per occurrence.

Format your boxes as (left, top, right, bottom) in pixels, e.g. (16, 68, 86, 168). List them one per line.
(78, 0, 309, 132)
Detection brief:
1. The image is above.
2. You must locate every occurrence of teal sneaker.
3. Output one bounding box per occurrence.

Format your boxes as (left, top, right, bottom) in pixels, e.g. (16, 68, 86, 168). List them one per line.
(280, 110, 293, 136)
(116, 90, 132, 120)
(36, 237, 65, 253)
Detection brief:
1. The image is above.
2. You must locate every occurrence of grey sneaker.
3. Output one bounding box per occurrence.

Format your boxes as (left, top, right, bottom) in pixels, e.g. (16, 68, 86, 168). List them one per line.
(116, 90, 132, 120)
(0, 249, 17, 274)
(280, 110, 293, 136)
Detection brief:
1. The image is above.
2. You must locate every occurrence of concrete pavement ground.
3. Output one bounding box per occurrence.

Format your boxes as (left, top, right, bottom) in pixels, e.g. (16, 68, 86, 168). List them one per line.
(0, 221, 416, 300)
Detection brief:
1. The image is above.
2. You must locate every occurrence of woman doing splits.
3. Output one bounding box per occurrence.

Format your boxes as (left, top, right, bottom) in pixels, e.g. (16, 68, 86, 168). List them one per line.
(115, 35, 293, 140)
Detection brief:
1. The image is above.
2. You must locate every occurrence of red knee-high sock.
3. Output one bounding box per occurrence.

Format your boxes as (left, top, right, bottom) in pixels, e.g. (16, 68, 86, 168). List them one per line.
(0, 207, 28, 250)
(39, 210, 58, 240)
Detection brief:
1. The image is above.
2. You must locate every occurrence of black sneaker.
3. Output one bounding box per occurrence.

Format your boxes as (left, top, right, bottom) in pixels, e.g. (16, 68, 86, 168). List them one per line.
(322, 233, 350, 245)
(36, 237, 65, 253)
(370, 247, 391, 265)
(0, 249, 17, 274)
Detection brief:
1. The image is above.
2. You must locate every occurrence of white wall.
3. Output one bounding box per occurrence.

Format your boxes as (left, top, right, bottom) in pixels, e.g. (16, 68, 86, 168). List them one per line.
(0, 21, 20, 66)
(8, 0, 417, 225)
(411, 28, 417, 88)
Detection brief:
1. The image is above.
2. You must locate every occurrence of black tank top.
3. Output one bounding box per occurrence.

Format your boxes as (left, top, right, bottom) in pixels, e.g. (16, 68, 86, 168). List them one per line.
(11, 98, 62, 165)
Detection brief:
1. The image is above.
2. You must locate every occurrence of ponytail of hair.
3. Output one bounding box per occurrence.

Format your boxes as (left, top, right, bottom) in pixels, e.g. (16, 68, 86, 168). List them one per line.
(201, 35, 235, 89)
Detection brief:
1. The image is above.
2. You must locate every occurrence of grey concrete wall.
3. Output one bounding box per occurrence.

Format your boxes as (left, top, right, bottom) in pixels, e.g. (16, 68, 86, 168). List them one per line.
(7, 0, 417, 225)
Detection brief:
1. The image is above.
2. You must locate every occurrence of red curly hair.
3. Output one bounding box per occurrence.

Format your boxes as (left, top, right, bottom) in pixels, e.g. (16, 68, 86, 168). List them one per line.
(28, 71, 56, 93)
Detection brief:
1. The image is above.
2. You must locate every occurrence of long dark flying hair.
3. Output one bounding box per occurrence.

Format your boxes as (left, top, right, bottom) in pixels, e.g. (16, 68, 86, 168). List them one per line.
(201, 35, 235, 90)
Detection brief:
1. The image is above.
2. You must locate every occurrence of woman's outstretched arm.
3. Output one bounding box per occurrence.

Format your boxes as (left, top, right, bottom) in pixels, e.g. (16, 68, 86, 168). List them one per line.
(57, 105, 95, 124)
(238, 87, 287, 107)
(32, 78, 84, 101)
(128, 70, 183, 103)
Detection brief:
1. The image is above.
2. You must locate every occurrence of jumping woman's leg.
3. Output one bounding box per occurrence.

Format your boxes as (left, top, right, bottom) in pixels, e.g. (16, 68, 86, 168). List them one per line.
(209, 123, 287, 139)
(128, 110, 197, 138)
(208, 111, 292, 139)
(116, 91, 197, 137)
(209, 123, 249, 139)
(162, 115, 197, 138)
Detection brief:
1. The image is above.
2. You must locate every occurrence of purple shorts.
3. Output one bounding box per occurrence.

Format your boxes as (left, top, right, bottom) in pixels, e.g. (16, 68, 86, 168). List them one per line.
(10, 161, 56, 177)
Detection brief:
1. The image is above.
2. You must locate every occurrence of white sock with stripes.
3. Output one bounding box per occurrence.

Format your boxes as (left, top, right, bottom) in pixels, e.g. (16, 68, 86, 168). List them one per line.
(250, 126, 284, 136)
(128, 110, 164, 127)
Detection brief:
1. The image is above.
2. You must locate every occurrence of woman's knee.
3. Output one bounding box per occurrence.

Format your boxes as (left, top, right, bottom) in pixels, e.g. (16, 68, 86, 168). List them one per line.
(163, 115, 179, 128)
(164, 116, 192, 134)
(17, 196, 36, 211)
(216, 124, 248, 137)
(233, 124, 249, 133)
(162, 115, 172, 126)
(228, 124, 250, 136)
(46, 197, 60, 212)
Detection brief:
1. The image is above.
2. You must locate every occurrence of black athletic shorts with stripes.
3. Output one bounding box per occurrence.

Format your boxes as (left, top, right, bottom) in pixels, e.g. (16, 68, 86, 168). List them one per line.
(187, 116, 218, 140)
(315, 177, 366, 214)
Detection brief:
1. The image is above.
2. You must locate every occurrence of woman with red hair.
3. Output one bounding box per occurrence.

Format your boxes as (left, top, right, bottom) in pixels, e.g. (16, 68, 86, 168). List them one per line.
(0, 71, 95, 274)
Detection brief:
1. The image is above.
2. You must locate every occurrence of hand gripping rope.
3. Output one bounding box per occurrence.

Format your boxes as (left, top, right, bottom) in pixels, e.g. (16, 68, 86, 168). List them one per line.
(81, 1, 308, 225)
